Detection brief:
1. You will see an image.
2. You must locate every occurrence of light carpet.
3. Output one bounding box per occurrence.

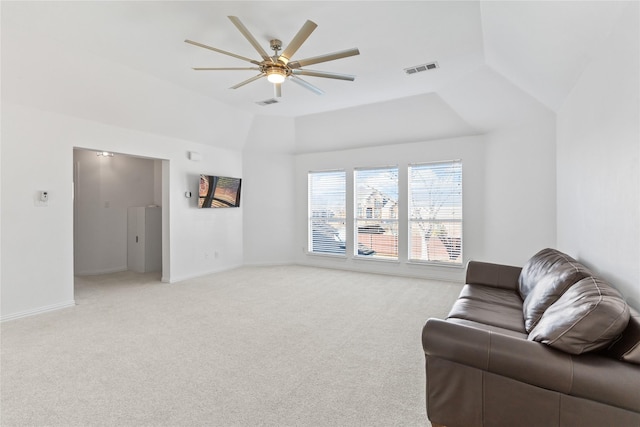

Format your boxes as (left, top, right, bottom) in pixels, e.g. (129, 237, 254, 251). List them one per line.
(1, 265, 462, 426)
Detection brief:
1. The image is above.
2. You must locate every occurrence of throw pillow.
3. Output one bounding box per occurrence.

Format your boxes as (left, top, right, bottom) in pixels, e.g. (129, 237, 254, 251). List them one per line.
(519, 248, 592, 331)
(528, 277, 630, 355)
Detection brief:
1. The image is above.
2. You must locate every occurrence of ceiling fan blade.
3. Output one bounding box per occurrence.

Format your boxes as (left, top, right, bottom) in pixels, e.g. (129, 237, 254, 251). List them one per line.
(185, 39, 261, 65)
(193, 67, 261, 71)
(230, 73, 265, 89)
(288, 48, 360, 69)
(274, 83, 282, 98)
(228, 16, 273, 63)
(278, 20, 317, 65)
(289, 75, 324, 95)
(292, 69, 355, 81)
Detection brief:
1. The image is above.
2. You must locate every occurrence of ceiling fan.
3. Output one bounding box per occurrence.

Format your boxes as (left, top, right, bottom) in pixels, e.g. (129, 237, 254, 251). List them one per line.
(185, 16, 360, 98)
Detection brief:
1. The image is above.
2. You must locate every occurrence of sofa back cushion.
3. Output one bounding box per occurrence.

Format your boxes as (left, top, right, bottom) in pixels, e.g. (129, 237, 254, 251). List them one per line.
(605, 307, 640, 365)
(528, 277, 630, 355)
(519, 248, 592, 331)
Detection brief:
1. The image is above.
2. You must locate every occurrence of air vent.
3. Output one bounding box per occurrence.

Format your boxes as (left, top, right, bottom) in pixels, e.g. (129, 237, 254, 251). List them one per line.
(256, 98, 279, 106)
(404, 61, 439, 75)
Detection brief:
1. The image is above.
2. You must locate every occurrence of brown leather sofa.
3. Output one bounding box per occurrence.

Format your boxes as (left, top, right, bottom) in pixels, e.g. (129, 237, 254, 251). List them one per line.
(422, 248, 640, 427)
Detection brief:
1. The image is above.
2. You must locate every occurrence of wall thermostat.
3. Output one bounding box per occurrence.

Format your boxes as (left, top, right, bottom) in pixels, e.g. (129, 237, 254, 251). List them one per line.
(40, 191, 49, 202)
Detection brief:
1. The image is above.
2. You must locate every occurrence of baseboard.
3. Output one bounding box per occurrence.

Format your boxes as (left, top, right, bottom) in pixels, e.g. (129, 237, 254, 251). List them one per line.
(1, 300, 76, 322)
(294, 260, 464, 283)
(74, 266, 128, 276)
(164, 261, 462, 284)
(242, 261, 293, 267)
(168, 263, 243, 284)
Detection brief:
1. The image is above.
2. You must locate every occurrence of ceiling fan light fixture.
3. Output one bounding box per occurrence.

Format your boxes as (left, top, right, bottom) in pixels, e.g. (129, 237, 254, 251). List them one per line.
(266, 67, 287, 84)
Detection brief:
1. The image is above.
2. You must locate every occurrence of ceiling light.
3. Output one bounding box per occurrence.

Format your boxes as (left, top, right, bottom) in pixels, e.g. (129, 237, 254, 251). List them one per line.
(96, 151, 114, 157)
(266, 67, 287, 84)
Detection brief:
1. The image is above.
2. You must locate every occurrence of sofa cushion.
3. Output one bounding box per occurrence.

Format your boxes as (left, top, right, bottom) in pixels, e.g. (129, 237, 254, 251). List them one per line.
(447, 297, 526, 333)
(458, 284, 524, 310)
(605, 307, 640, 365)
(519, 248, 592, 331)
(528, 277, 630, 355)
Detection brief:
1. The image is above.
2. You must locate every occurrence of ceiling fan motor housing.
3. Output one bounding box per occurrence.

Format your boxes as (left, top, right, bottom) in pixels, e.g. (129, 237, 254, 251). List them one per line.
(270, 39, 283, 52)
(266, 39, 290, 82)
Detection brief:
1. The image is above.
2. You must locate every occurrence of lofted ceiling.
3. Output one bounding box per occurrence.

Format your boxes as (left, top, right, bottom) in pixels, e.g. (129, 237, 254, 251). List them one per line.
(2, 1, 629, 121)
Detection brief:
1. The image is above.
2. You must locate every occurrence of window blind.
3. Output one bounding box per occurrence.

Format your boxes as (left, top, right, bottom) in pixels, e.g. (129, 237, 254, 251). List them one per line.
(354, 167, 399, 259)
(308, 170, 346, 255)
(408, 160, 462, 264)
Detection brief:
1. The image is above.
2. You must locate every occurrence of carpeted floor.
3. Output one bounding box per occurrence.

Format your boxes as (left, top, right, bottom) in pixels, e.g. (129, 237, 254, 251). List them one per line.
(1, 265, 462, 426)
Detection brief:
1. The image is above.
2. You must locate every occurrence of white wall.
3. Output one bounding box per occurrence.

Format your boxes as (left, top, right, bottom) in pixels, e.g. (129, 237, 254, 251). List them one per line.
(73, 149, 157, 275)
(294, 93, 478, 153)
(438, 64, 559, 265)
(1, 106, 76, 320)
(242, 116, 296, 266)
(0, 104, 245, 320)
(557, 3, 640, 308)
(154, 160, 163, 206)
(482, 117, 557, 266)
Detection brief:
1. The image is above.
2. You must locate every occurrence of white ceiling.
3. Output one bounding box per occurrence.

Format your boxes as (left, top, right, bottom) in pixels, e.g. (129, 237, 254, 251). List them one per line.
(2, 1, 628, 121)
(481, 1, 628, 111)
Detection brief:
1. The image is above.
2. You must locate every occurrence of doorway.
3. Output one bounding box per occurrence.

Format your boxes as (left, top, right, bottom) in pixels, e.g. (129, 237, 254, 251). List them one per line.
(72, 148, 168, 282)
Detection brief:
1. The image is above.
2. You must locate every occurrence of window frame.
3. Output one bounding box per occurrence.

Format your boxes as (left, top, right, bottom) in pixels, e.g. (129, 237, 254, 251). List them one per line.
(407, 160, 463, 266)
(353, 165, 400, 261)
(307, 169, 347, 257)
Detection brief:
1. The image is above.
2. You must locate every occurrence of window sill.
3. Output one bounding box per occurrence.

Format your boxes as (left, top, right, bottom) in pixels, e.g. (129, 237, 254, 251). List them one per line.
(306, 252, 347, 259)
(406, 260, 465, 269)
(353, 256, 400, 264)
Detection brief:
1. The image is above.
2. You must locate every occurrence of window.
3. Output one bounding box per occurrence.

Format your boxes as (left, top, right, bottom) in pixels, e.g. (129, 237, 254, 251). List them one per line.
(409, 161, 462, 264)
(354, 167, 398, 259)
(308, 170, 346, 255)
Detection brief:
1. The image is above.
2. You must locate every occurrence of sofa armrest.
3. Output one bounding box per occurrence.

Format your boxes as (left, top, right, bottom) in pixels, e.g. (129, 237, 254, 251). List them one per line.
(465, 261, 522, 291)
(422, 318, 572, 393)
